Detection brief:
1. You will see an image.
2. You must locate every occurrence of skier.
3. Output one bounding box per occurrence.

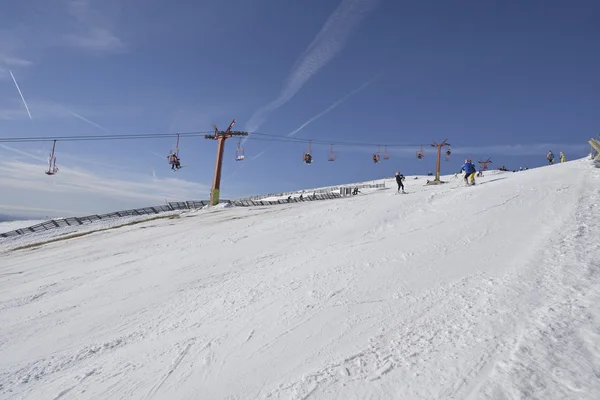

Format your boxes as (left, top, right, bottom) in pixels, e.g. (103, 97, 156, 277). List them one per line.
(560, 151, 566, 163)
(168, 154, 181, 170)
(547, 150, 555, 164)
(303, 153, 312, 164)
(460, 159, 477, 185)
(395, 171, 406, 193)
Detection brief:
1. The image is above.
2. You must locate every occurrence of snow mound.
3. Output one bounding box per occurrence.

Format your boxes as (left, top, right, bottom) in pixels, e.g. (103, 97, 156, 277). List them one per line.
(0, 159, 599, 400)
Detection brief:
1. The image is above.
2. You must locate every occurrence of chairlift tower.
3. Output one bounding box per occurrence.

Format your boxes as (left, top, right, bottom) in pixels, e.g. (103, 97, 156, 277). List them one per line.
(204, 119, 248, 205)
(478, 158, 492, 171)
(426, 139, 451, 185)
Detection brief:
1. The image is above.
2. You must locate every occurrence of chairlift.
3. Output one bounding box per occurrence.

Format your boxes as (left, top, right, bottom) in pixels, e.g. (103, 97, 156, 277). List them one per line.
(302, 140, 313, 164)
(383, 146, 391, 160)
(45, 140, 59, 175)
(167, 133, 183, 170)
(372, 145, 381, 164)
(170, 133, 180, 157)
(328, 144, 336, 161)
(445, 146, 452, 161)
(416, 145, 425, 160)
(235, 138, 245, 161)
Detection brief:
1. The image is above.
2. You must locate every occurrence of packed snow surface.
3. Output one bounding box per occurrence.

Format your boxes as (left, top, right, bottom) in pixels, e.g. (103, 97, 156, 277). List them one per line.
(1, 160, 599, 399)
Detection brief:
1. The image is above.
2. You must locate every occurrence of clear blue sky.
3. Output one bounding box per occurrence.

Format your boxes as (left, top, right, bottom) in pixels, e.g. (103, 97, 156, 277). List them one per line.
(0, 0, 598, 218)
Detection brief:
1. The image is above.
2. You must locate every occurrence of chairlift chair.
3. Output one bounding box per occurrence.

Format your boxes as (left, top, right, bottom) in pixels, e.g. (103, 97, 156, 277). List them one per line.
(302, 140, 313, 164)
(168, 133, 181, 164)
(445, 146, 452, 161)
(372, 145, 381, 163)
(235, 138, 245, 161)
(328, 144, 336, 161)
(45, 140, 59, 175)
(167, 133, 185, 170)
(383, 146, 391, 160)
(416, 145, 425, 160)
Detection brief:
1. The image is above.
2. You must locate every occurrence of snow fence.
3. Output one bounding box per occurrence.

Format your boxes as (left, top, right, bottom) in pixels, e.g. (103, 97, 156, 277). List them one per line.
(241, 181, 386, 201)
(0, 190, 358, 239)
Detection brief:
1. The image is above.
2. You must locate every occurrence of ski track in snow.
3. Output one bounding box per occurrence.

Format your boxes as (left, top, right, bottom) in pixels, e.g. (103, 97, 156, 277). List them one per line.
(0, 161, 599, 399)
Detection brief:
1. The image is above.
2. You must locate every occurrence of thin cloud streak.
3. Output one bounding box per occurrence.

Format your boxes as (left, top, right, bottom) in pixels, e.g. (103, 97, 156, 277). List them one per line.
(66, 109, 111, 133)
(452, 143, 590, 156)
(325, 142, 592, 158)
(63, 0, 126, 53)
(247, 77, 378, 163)
(225, 77, 378, 179)
(9, 70, 33, 121)
(0, 55, 33, 80)
(245, 0, 380, 133)
(251, 150, 267, 161)
(0, 203, 69, 216)
(149, 150, 167, 160)
(0, 143, 46, 162)
(243, 76, 377, 164)
(287, 76, 378, 138)
(0, 158, 210, 217)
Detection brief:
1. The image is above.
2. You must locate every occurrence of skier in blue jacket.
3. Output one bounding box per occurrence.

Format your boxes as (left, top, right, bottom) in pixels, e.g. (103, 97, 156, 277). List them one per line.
(461, 159, 477, 185)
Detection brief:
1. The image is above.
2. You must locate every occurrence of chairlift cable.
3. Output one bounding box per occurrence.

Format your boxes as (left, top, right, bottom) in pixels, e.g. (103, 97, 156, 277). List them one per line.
(0, 130, 425, 149)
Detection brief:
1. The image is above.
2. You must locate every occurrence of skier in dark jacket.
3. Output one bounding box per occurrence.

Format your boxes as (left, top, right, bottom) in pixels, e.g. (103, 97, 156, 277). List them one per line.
(395, 172, 406, 193)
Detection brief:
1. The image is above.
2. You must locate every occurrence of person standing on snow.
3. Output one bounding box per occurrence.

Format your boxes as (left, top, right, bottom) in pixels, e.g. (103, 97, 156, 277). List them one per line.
(560, 151, 566, 163)
(395, 172, 406, 193)
(547, 150, 555, 164)
(460, 159, 477, 185)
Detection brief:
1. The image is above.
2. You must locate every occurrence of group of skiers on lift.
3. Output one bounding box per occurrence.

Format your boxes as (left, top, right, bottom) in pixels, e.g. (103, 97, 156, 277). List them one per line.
(167, 153, 182, 170)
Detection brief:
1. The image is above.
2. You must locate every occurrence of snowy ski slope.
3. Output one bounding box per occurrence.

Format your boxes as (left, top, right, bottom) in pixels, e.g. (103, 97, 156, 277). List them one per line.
(1, 159, 599, 399)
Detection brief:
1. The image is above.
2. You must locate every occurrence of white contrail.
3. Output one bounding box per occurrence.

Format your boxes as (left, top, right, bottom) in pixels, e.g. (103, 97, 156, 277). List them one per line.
(9, 70, 33, 121)
(149, 150, 167, 160)
(0, 143, 46, 162)
(221, 170, 238, 182)
(287, 75, 378, 137)
(231, 76, 377, 173)
(251, 150, 267, 160)
(66, 109, 111, 133)
(244, 0, 380, 134)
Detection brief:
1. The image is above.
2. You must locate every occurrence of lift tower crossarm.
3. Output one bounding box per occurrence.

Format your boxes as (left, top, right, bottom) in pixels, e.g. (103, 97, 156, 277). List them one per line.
(478, 158, 492, 171)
